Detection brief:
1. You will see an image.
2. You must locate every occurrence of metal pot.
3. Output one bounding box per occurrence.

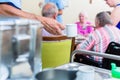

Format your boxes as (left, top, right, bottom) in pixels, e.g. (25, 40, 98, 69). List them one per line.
(35, 69, 77, 80)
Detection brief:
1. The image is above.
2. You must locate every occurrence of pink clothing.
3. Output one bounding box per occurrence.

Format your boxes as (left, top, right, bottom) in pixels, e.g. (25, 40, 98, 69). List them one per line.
(76, 25, 120, 62)
(75, 21, 94, 36)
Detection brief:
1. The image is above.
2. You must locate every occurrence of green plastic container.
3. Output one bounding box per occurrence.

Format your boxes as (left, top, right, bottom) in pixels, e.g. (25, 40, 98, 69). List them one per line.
(111, 63, 120, 79)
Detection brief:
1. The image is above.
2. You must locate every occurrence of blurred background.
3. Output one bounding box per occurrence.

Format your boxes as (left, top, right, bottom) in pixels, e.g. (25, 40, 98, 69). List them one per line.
(22, 0, 112, 25)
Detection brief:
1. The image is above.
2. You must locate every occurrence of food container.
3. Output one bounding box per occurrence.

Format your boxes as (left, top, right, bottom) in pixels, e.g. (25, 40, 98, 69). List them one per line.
(35, 69, 77, 80)
(0, 16, 43, 79)
(111, 63, 120, 79)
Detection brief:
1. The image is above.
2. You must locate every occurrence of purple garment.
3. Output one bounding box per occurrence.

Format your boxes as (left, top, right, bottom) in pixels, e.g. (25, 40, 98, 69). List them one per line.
(42, 28, 54, 36)
(75, 21, 94, 36)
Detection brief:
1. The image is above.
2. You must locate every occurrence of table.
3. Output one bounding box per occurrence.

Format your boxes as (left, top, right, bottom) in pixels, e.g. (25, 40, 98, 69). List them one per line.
(56, 62, 112, 80)
(75, 34, 86, 44)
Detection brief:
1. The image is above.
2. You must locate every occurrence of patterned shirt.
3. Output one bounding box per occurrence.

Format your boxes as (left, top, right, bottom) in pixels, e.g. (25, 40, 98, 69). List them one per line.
(76, 25, 120, 62)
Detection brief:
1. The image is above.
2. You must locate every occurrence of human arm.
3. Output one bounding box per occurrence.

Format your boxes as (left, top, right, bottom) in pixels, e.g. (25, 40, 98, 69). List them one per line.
(111, 7, 120, 26)
(58, 9, 63, 15)
(57, 0, 64, 15)
(0, 3, 65, 35)
(76, 34, 95, 50)
(0, 3, 37, 19)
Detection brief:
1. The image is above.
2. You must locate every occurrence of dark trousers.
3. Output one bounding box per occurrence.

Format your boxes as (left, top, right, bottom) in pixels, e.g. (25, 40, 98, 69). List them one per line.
(74, 54, 102, 68)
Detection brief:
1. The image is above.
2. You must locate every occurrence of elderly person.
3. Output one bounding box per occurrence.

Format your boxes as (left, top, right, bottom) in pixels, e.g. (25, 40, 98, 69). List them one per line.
(45, 0, 64, 23)
(0, 0, 64, 35)
(42, 3, 58, 19)
(75, 11, 94, 37)
(104, 0, 120, 29)
(75, 12, 120, 67)
(41, 2, 59, 36)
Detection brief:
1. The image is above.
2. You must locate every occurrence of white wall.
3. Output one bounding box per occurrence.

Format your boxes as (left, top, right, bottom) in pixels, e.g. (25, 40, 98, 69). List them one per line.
(22, 0, 112, 25)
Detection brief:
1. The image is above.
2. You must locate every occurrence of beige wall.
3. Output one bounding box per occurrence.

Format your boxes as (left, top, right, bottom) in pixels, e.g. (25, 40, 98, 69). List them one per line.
(22, 0, 112, 25)
(63, 0, 112, 25)
(22, 0, 42, 15)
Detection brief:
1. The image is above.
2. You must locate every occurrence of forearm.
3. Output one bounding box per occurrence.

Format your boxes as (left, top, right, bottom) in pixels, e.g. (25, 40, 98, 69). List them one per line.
(76, 36, 95, 50)
(58, 9, 63, 15)
(0, 4, 40, 20)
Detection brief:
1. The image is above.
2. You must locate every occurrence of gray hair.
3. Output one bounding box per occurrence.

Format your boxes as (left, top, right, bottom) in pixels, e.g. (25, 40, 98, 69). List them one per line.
(42, 2, 58, 18)
(96, 11, 113, 27)
(79, 11, 88, 18)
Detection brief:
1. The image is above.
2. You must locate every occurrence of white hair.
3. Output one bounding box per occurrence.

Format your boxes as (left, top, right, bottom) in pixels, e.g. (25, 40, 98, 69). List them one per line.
(79, 10, 88, 18)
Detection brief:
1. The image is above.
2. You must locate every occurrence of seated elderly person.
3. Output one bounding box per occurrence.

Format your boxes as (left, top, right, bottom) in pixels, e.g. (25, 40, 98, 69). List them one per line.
(75, 11, 94, 37)
(41, 2, 59, 36)
(75, 11, 120, 67)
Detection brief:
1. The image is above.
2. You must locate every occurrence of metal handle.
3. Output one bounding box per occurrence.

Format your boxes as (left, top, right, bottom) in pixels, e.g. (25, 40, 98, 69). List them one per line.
(71, 49, 120, 62)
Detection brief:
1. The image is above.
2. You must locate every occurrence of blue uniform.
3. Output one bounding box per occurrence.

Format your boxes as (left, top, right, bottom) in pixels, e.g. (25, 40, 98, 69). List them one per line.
(0, 0, 21, 9)
(117, 22, 120, 29)
(45, 0, 64, 23)
(115, 4, 120, 29)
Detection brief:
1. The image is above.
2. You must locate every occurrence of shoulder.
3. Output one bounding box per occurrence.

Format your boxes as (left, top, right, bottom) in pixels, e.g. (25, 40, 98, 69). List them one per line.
(56, 0, 64, 8)
(112, 7, 120, 16)
(86, 21, 94, 27)
(111, 7, 120, 25)
(57, 0, 63, 2)
(75, 22, 79, 24)
(86, 21, 93, 26)
(86, 21, 91, 24)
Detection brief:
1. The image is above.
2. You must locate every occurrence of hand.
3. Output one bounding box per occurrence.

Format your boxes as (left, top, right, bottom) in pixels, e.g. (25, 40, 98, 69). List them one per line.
(39, 16, 65, 35)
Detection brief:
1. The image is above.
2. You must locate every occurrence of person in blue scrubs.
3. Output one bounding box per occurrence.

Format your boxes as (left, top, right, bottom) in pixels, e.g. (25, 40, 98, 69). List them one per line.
(116, 21, 120, 29)
(0, 0, 21, 9)
(104, 0, 120, 29)
(0, 0, 64, 35)
(45, 0, 64, 23)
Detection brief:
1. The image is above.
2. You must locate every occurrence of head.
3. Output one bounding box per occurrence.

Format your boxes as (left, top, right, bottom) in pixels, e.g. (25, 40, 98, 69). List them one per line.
(95, 11, 113, 27)
(42, 3, 58, 19)
(79, 11, 88, 23)
(104, 0, 119, 7)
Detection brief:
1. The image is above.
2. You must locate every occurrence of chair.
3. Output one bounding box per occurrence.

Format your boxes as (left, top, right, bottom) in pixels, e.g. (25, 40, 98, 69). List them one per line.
(41, 36, 74, 69)
(102, 42, 120, 70)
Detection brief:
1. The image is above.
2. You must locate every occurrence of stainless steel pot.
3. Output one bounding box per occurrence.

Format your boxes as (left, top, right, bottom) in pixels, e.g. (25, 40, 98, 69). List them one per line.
(35, 69, 77, 80)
